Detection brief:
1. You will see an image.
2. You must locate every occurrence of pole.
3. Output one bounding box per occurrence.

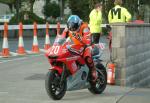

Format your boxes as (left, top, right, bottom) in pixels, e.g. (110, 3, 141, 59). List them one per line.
(16, 0, 20, 23)
(60, 0, 63, 18)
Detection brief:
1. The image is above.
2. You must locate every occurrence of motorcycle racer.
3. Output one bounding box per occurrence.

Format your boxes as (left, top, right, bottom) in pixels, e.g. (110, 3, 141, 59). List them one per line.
(61, 15, 97, 82)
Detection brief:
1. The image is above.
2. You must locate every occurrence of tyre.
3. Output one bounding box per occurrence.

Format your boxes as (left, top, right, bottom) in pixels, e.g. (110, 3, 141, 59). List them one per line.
(45, 70, 67, 100)
(88, 63, 107, 94)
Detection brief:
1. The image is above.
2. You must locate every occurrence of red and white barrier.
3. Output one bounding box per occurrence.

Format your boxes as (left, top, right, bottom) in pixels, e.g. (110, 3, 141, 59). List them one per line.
(44, 22, 51, 50)
(17, 22, 26, 55)
(32, 22, 39, 53)
(0, 22, 68, 58)
(0, 23, 107, 58)
(57, 22, 60, 35)
(1, 23, 10, 57)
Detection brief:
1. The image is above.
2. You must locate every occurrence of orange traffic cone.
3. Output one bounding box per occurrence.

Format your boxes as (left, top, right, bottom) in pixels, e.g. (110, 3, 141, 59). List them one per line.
(44, 22, 51, 50)
(107, 63, 116, 85)
(17, 22, 26, 55)
(32, 22, 39, 53)
(2, 22, 10, 57)
(57, 22, 60, 35)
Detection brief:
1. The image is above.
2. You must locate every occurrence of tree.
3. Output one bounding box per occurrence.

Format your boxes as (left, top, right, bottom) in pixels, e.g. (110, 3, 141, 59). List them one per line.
(22, 0, 35, 12)
(0, 0, 15, 4)
(68, 0, 90, 21)
(43, 1, 60, 19)
(58, 0, 68, 18)
(68, 0, 113, 22)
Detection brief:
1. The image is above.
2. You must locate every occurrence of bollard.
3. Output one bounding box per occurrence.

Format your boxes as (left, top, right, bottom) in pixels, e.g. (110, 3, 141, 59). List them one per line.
(32, 22, 39, 53)
(2, 22, 10, 57)
(57, 22, 60, 35)
(44, 22, 51, 50)
(17, 22, 26, 55)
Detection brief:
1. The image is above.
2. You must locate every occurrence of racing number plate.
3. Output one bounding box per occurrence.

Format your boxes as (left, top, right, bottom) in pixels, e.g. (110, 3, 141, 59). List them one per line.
(49, 46, 60, 55)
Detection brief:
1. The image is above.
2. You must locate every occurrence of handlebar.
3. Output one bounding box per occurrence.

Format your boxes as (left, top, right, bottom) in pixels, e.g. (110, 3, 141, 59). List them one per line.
(66, 45, 89, 56)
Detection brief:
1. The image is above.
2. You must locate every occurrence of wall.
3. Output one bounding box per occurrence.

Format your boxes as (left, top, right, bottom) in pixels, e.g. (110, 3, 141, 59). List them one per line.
(111, 23, 150, 87)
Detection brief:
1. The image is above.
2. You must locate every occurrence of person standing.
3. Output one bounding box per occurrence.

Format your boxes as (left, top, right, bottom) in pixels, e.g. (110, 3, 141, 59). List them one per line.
(108, 0, 132, 23)
(89, 3, 102, 44)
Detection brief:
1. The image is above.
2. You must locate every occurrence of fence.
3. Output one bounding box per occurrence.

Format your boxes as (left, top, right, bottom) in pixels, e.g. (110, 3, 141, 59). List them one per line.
(0, 22, 66, 57)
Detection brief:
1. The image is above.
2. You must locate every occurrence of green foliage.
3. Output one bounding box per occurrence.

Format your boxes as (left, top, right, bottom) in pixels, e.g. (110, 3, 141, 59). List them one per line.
(9, 11, 45, 24)
(0, 0, 15, 4)
(89, 0, 103, 10)
(43, 1, 60, 18)
(68, 0, 90, 22)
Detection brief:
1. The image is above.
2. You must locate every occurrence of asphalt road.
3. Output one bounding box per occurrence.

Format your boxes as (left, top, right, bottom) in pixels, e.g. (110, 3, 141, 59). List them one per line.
(0, 54, 131, 103)
(0, 36, 150, 103)
(0, 55, 150, 103)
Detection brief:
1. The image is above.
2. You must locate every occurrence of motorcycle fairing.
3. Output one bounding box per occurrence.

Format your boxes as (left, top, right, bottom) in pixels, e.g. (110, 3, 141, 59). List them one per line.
(67, 65, 90, 91)
(49, 66, 63, 75)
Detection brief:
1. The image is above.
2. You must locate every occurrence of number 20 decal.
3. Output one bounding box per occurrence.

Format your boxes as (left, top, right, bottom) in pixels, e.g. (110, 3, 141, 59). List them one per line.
(49, 46, 60, 55)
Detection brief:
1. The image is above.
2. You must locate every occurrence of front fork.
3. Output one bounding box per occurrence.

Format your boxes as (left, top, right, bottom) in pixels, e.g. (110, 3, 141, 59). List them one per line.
(60, 64, 67, 86)
(49, 64, 67, 86)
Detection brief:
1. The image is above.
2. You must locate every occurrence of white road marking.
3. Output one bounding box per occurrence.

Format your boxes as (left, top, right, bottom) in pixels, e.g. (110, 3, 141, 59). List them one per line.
(0, 57, 27, 64)
(10, 52, 18, 56)
(40, 49, 46, 53)
(0, 54, 44, 64)
(26, 50, 33, 54)
(0, 92, 9, 94)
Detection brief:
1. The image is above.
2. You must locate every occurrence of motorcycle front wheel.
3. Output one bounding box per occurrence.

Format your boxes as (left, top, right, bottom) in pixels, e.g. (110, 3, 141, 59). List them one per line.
(88, 63, 107, 94)
(45, 70, 67, 100)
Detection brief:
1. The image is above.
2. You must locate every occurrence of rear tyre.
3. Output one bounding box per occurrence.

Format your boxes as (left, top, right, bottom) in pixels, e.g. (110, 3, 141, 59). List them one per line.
(88, 63, 107, 94)
(45, 70, 67, 100)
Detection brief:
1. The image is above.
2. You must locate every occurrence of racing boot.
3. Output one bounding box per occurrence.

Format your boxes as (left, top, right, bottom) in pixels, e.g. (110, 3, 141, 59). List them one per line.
(85, 56, 97, 82)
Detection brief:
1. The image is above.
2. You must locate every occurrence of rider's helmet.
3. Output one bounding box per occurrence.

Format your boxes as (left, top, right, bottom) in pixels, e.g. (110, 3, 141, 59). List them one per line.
(67, 15, 82, 32)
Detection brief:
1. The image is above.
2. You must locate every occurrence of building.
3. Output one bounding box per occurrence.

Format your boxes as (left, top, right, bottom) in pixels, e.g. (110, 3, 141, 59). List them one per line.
(0, 3, 14, 23)
(0, 3, 11, 15)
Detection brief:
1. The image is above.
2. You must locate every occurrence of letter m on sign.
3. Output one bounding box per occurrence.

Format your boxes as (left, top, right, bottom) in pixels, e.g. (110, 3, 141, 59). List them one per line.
(111, 8, 121, 19)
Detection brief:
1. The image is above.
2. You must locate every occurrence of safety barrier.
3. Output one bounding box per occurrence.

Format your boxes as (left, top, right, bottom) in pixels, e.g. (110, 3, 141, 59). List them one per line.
(0, 23, 107, 58)
(0, 22, 64, 58)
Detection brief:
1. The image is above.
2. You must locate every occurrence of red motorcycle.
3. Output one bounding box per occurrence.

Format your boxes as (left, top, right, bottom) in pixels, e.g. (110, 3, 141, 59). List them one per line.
(45, 35, 107, 100)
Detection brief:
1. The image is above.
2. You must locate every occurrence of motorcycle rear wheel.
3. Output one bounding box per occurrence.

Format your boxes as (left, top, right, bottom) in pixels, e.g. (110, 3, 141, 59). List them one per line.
(88, 63, 107, 94)
(45, 70, 67, 100)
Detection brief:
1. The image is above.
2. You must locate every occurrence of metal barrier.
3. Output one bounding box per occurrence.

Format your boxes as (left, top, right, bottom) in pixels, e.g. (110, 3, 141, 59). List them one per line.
(0, 22, 65, 57)
(0, 22, 107, 58)
(0, 24, 66, 30)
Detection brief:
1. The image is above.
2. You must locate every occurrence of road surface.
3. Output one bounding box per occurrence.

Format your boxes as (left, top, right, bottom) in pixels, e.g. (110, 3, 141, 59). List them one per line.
(0, 54, 150, 103)
(0, 36, 150, 103)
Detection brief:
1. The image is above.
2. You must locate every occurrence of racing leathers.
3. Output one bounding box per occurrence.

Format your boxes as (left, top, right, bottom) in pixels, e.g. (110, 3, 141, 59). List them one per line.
(62, 22, 97, 82)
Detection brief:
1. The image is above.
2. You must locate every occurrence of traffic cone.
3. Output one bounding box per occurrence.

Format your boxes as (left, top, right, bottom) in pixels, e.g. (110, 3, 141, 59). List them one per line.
(44, 22, 51, 50)
(2, 22, 10, 57)
(32, 22, 39, 53)
(107, 63, 116, 85)
(17, 22, 26, 55)
(57, 22, 60, 35)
